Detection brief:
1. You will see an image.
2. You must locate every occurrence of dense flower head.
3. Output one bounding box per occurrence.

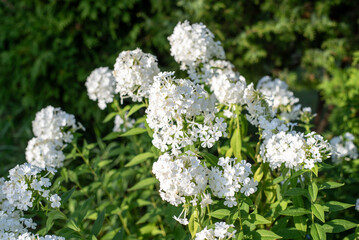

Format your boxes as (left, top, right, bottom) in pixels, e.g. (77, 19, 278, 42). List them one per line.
(201, 60, 247, 105)
(260, 131, 332, 170)
(152, 151, 208, 206)
(17, 233, 65, 240)
(330, 132, 358, 163)
(25, 138, 65, 169)
(113, 113, 136, 133)
(146, 72, 227, 154)
(27, 106, 82, 168)
(85, 67, 116, 110)
(208, 158, 257, 207)
(113, 48, 160, 102)
(32, 105, 82, 142)
(257, 76, 299, 112)
(195, 222, 236, 240)
(244, 83, 276, 127)
(2, 163, 59, 211)
(168, 20, 225, 71)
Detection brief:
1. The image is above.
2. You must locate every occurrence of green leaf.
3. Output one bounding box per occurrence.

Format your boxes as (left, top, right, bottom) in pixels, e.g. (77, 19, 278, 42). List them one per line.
(230, 128, 242, 159)
(311, 223, 326, 240)
(199, 152, 218, 166)
(125, 152, 154, 167)
(128, 177, 158, 191)
(98, 159, 113, 168)
(274, 228, 305, 239)
(322, 219, 358, 233)
(323, 201, 355, 212)
(252, 229, 282, 240)
(103, 112, 118, 123)
(67, 219, 81, 232)
(208, 209, 231, 219)
(319, 182, 344, 190)
(312, 204, 325, 223)
(188, 209, 199, 238)
(127, 103, 146, 118)
(61, 188, 75, 204)
(46, 210, 67, 233)
(112, 228, 125, 240)
(103, 132, 122, 141)
(91, 209, 106, 236)
(280, 207, 311, 216)
(76, 197, 94, 224)
(308, 182, 318, 202)
(283, 188, 308, 198)
(120, 128, 147, 137)
(249, 213, 271, 225)
(254, 164, 264, 182)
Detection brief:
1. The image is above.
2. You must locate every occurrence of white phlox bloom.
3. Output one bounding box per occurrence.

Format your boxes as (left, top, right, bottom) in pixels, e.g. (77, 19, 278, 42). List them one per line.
(168, 20, 225, 71)
(244, 83, 276, 127)
(26, 106, 83, 168)
(146, 72, 227, 154)
(85, 67, 116, 110)
(195, 222, 236, 240)
(256, 76, 300, 121)
(260, 131, 332, 170)
(0, 179, 36, 238)
(113, 114, 136, 133)
(202, 60, 247, 105)
(26, 138, 65, 169)
(356, 199, 359, 211)
(208, 158, 257, 207)
(2, 164, 59, 211)
(113, 48, 160, 102)
(18, 233, 65, 240)
(152, 151, 208, 206)
(330, 132, 358, 164)
(32, 105, 82, 142)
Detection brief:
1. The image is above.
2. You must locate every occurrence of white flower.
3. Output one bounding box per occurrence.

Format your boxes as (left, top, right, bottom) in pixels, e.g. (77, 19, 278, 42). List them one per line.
(173, 216, 189, 225)
(146, 72, 226, 154)
(330, 132, 358, 164)
(152, 151, 208, 206)
(50, 194, 61, 208)
(356, 199, 359, 211)
(261, 131, 331, 170)
(195, 222, 236, 240)
(208, 158, 257, 207)
(113, 48, 160, 102)
(85, 67, 116, 110)
(200, 192, 213, 208)
(168, 20, 225, 71)
(113, 113, 136, 133)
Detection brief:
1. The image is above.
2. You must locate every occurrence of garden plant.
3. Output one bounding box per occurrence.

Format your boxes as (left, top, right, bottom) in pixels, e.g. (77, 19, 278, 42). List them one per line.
(1, 20, 359, 240)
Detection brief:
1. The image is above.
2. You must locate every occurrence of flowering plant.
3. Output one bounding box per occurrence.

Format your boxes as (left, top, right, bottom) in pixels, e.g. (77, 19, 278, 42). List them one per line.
(2, 21, 358, 240)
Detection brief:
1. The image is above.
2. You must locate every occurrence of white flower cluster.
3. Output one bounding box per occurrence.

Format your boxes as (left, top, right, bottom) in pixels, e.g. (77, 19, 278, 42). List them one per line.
(113, 48, 160, 102)
(261, 131, 331, 170)
(0, 164, 62, 239)
(195, 222, 236, 240)
(202, 60, 247, 106)
(208, 158, 257, 207)
(146, 72, 227, 155)
(85, 67, 116, 110)
(17, 233, 65, 240)
(168, 20, 225, 71)
(330, 132, 358, 163)
(152, 151, 208, 206)
(113, 114, 135, 133)
(26, 106, 83, 168)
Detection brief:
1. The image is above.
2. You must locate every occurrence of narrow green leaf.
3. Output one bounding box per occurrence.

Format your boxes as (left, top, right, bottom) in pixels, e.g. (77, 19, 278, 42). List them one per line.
(188, 209, 199, 238)
(283, 188, 308, 198)
(67, 220, 81, 232)
(103, 112, 118, 123)
(125, 152, 154, 167)
(46, 210, 67, 233)
(103, 132, 122, 141)
(323, 201, 354, 212)
(249, 213, 271, 225)
(127, 103, 146, 118)
(91, 209, 106, 236)
(230, 128, 242, 159)
(274, 228, 305, 239)
(252, 229, 282, 240)
(208, 209, 231, 219)
(311, 223, 326, 240)
(128, 177, 158, 191)
(280, 207, 311, 216)
(112, 228, 125, 240)
(312, 204, 325, 223)
(322, 219, 358, 233)
(61, 188, 75, 204)
(120, 128, 147, 137)
(199, 152, 218, 166)
(98, 160, 113, 168)
(308, 182, 318, 202)
(319, 182, 344, 190)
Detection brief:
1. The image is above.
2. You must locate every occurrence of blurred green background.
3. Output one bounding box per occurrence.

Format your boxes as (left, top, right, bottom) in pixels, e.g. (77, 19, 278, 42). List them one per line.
(1, 0, 359, 175)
